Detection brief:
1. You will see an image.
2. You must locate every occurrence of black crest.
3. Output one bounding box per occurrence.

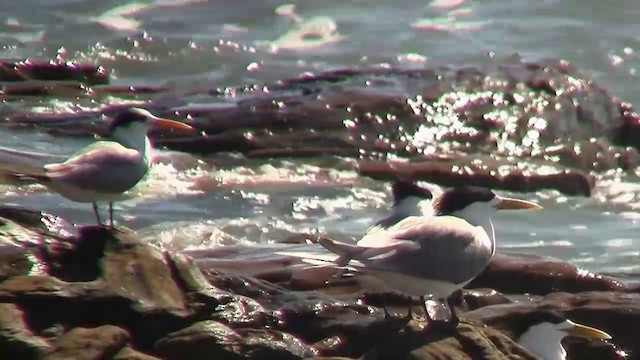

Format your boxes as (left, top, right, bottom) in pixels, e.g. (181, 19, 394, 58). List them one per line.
(500, 310, 568, 339)
(108, 108, 152, 133)
(391, 180, 433, 205)
(433, 186, 495, 215)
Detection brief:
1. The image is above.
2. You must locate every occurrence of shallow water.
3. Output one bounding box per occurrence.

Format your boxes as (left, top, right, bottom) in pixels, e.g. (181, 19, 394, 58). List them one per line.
(1, 0, 640, 275)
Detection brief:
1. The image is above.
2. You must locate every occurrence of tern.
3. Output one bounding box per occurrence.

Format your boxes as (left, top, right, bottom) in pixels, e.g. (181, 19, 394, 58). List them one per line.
(0, 107, 193, 228)
(319, 186, 543, 326)
(364, 179, 434, 235)
(497, 311, 611, 360)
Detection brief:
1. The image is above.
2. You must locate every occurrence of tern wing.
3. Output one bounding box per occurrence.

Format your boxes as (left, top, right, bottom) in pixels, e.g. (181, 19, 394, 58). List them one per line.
(43, 141, 148, 194)
(359, 215, 428, 247)
(318, 237, 420, 266)
(324, 216, 493, 284)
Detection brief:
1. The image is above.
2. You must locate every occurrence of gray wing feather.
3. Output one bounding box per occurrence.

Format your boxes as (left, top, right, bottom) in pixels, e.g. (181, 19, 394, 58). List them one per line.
(350, 216, 493, 284)
(44, 142, 148, 194)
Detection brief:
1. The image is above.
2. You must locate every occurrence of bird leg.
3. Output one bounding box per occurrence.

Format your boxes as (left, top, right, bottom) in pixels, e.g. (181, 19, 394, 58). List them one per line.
(446, 290, 463, 327)
(446, 297, 460, 327)
(381, 304, 392, 319)
(405, 305, 414, 322)
(108, 202, 114, 229)
(92, 202, 102, 225)
(419, 295, 433, 322)
(428, 292, 462, 331)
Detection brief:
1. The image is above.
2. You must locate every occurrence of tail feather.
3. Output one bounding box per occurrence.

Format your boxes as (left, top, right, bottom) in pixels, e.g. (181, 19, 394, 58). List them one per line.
(0, 147, 52, 178)
(317, 237, 367, 266)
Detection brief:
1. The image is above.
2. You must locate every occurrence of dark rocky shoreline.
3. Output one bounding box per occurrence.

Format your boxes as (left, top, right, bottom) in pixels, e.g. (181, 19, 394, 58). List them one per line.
(0, 206, 633, 360)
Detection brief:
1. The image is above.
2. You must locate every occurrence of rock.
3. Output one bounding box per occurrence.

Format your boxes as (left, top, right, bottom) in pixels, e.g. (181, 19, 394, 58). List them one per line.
(43, 325, 129, 360)
(468, 253, 629, 295)
(0, 225, 192, 351)
(360, 322, 538, 360)
(112, 346, 162, 360)
(466, 291, 639, 359)
(0, 244, 36, 281)
(0, 59, 108, 84)
(167, 252, 277, 329)
(0, 214, 633, 360)
(0, 303, 50, 360)
(155, 320, 316, 360)
(358, 158, 595, 196)
(611, 105, 640, 151)
(6, 57, 640, 196)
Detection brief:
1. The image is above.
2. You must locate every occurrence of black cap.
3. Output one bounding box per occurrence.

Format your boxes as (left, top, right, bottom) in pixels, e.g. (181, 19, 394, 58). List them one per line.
(108, 108, 154, 133)
(433, 186, 495, 215)
(493, 310, 568, 340)
(391, 180, 433, 206)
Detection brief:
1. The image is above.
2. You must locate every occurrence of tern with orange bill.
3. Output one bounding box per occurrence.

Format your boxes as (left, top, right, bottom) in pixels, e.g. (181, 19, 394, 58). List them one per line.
(483, 310, 612, 360)
(319, 186, 543, 326)
(0, 107, 193, 228)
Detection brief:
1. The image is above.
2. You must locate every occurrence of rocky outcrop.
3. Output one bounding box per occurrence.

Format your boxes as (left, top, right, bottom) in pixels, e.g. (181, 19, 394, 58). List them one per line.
(466, 292, 636, 360)
(468, 252, 629, 295)
(0, 207, 531, 359)
(0, 206, 634, 359)
(0, 59, 108, 85)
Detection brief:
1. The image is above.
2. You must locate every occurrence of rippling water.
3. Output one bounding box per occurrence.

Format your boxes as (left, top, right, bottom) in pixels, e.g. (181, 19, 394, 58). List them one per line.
(1, 0, 640, 276)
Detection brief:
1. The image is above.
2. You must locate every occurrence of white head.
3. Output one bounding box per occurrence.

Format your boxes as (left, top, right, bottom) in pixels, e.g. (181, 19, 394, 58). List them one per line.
(108, 107, 193, 152)
(516, 312, 612, 360)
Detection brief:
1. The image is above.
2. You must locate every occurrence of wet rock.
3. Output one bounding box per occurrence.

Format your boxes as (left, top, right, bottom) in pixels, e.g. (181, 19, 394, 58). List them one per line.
(0, 226, 192, 351)
(358, 158, 595, 196)
(459, 289, 514, 312)
(360, 322, 538, 360)
(0, 214, 632, 360)
(0, 303, 50, 360)
(0, 59, 108, 84)
(278, 298, 391, 357)
(466, 291, 639, 359)
(167, 251, 280, 331)
(5, 56, 640, 196)
(43, 325, 129, 360)
(0, 244, 36, 280)
(0, 205, 77, 245)
(112, 346, 162, 360)
(534, 139, 640, 172)
(469, 253, 629, 295)
(611, 105, 640, 151)
(155, 320, 316, 360)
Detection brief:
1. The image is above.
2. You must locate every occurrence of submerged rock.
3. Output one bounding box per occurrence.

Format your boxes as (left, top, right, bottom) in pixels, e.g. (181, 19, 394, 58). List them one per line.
(469, 253, 629, 295)
(0, 59, 108, 85)
(358, 159, 595, 196)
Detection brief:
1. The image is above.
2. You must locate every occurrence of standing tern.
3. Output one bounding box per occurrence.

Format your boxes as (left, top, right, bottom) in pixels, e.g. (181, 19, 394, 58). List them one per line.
(319, 186, 543, 326)
(495, 311, 611, 360)
(364, 179, 434, 235)
(0, 107, 193, 228)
